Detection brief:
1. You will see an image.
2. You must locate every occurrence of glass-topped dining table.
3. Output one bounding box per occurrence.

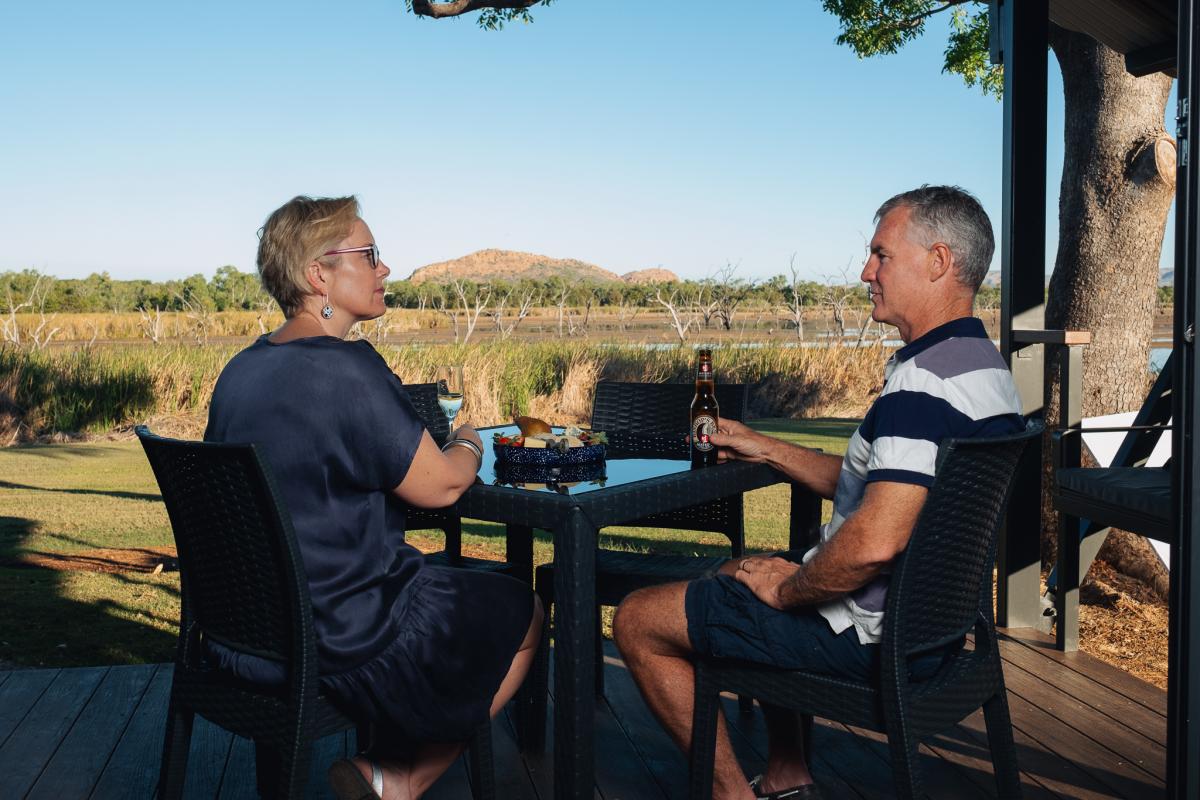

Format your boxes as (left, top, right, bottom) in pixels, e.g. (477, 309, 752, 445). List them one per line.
(452, 425, 820, 800)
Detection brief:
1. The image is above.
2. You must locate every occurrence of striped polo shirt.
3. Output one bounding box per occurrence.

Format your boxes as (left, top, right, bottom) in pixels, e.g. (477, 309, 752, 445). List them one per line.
(804, 316, 1023, 644)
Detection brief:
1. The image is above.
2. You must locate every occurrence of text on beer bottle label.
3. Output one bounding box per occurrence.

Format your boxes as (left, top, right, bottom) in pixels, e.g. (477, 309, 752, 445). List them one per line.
(692, 415, 716, 451)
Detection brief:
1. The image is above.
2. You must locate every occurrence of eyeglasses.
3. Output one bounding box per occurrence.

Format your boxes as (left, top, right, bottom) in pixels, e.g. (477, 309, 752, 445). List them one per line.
(323, 243, 380, 269)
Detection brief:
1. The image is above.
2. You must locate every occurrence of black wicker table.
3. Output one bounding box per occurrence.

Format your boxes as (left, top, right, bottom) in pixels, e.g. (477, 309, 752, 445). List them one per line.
(454, 425, 814, 800)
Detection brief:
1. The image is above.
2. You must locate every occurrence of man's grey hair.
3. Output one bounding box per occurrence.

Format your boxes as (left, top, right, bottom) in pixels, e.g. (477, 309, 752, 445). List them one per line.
(874, 185, 995, 292)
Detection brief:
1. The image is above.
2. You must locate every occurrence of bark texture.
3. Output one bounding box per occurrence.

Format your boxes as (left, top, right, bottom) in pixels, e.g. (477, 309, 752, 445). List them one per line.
(1043, 26, 1174, 599)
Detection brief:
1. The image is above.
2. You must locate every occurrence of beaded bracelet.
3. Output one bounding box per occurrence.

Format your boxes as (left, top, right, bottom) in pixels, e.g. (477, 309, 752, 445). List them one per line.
(441, 437, 483, 469)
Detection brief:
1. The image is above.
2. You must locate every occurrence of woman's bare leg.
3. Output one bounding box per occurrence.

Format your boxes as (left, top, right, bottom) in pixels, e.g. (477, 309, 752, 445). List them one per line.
(349, 596, 544, 799)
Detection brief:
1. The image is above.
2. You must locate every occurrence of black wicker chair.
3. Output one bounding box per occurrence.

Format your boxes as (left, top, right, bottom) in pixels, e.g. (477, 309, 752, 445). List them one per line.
(524, 381, 751, 749)
(688, 422, 1041, 800)
(536, 380, 750, 598)
(401, 382, 511, 574)
(137, 426, 495, 799)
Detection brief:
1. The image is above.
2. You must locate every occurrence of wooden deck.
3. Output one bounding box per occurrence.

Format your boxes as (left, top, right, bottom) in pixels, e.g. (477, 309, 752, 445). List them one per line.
(0, 628, 1165, 799)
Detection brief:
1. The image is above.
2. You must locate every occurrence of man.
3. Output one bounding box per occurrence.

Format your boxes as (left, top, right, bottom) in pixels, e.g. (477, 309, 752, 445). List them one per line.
(612, 185, 1024, 800)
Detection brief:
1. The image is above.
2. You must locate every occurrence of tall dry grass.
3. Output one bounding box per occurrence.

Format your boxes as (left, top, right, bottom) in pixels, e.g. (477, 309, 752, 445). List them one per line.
(4, 309, 442, 343)
(0, 341, 889, 443)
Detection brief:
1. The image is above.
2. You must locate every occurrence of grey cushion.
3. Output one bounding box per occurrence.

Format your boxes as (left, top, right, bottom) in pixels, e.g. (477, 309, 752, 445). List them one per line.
(1055, 467, 1171, 542)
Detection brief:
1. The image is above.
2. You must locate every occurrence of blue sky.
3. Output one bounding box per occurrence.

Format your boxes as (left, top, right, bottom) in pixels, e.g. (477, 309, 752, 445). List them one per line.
(0, 1, 1131, 283)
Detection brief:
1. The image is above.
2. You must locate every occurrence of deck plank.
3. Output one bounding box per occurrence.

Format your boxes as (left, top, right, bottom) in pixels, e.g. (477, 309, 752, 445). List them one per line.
(841, 721, 997, 800)
(600, 647, 690, 798)
(1006, 689, 1164, 798)
(953, 708, 1131, 800)
(493, 704, 541, 800)
(26, 664, 155, 800)
(216, 734, 258, 800)
(722, 705, 869, 800)
(998, 633, 1166, 747)
(1002, 658, 1166, 783)
(0, 666, 106, 797)
(182, 715, 236, 798)
(594, 693, 669, 799)
(0, 629, 1171, 800)
(1000, 629, 1167, 716)
(0, 668, 58, 751)
(923, 722, 1060, 800)
(89, 664, 173, 799)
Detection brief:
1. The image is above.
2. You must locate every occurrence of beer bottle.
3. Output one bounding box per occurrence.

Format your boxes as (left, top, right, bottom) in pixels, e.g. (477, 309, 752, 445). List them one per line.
(690, 348, 719, 467)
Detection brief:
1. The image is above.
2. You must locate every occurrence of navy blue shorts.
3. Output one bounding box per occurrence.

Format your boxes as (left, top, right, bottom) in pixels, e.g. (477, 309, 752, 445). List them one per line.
(685, 559, 956, 681)
(686, 573, 877, 680)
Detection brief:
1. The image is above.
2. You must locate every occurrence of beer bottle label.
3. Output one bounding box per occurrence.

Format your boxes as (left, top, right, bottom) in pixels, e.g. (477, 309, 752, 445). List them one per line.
(692, 415, 716, 452)
(697, 362, 714, 381)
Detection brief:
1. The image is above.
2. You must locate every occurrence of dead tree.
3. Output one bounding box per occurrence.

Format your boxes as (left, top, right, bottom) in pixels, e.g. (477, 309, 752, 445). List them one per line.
(176, 293, 216, 345)
(138, 305, 165, 344)
(786, 254, 812, 340)
(688, 281, 719, 330)
(566, 285, 599, 336)
(490, 288, 538, 340)
(450, 279, 491, 345)
(616, 301, 641, 332)
(432, 294, 462, 343)
(2, 284, 32, 347)
(550, 280, 572, 338)
(712, 263, 748, 331)
(254, 296, 278, 335)
(654, 287, 693, 344)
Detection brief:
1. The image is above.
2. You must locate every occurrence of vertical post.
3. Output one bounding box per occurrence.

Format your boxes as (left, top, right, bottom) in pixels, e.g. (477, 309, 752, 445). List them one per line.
(1170, 1, 1199, 796)
(995, 0, 1050, 629)
(506, 523, 537, 743)
(553, 506, 596, 800)
(1053, 344, 1084, 650)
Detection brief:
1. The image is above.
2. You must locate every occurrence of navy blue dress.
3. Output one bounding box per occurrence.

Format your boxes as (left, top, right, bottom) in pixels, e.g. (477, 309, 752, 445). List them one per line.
(204, 335, 533, 742)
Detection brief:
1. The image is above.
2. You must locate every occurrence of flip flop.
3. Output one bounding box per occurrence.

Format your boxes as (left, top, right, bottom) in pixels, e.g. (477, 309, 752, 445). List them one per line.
(749, 773, 825, 799)
(328, 757, 384, 800)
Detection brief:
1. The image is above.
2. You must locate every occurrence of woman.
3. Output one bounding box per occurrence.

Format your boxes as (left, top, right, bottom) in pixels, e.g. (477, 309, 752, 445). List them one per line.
(205, 195, 541, 800)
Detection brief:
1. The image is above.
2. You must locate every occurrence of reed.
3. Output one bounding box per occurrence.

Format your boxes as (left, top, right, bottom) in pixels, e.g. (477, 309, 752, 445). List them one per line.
(0, 341, 889, 442)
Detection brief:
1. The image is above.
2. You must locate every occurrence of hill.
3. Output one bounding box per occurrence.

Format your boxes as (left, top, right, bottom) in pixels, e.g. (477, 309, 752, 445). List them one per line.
(622, 268, 679, 283)
(408, 249, 622, 284)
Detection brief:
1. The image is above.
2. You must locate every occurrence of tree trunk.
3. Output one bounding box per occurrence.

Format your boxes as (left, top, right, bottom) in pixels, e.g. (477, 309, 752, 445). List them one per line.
(1043, 27, 1174, 598)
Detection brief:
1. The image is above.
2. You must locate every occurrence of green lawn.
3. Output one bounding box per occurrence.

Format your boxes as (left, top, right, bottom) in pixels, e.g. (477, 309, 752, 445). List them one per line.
(0, 419, 858, 668)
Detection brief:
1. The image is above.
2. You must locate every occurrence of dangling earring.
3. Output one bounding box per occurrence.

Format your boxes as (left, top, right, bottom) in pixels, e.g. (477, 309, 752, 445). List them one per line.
(321, 295, 334, 320)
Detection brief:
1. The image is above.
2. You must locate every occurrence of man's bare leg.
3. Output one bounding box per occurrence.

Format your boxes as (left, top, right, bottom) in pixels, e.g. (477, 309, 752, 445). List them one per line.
(350, 597, 544, 799)
(613, 582, 755, 800)
(711, 560, 815, 793)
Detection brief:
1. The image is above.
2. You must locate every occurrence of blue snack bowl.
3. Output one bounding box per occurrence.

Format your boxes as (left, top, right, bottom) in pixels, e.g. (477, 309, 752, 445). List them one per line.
(493, 441, 606, 465)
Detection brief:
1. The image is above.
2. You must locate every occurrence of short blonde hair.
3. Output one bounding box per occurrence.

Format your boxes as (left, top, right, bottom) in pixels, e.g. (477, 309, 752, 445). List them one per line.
(257, 195, 360, 317)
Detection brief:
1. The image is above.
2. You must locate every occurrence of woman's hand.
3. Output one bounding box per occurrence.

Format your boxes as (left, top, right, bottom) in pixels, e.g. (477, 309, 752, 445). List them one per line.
(734, 556, 801, 610)
(451, 424, 482, 450)
(708, 419, 773, 464)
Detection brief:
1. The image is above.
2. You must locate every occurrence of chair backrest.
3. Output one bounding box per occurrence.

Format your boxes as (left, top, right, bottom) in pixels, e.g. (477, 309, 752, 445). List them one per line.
(401, 382, 451, 443)
(591, 381, 748, 433)
(136, 426, 311, 667)
(883, 421, 1042, 659)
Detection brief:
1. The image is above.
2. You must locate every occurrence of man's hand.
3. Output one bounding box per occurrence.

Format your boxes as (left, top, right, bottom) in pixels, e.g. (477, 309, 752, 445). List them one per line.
(708, 418, 773, 464)
(734, 556, 801, 610)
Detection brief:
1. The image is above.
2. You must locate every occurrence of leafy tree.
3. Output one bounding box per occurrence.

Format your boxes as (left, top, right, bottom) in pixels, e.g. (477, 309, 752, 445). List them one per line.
(210, 265, 264, 311)
(406, 0, 554, 29)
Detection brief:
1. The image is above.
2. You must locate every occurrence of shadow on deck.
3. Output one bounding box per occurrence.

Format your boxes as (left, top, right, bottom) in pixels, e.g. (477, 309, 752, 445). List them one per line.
(0, 628, 1165, 799)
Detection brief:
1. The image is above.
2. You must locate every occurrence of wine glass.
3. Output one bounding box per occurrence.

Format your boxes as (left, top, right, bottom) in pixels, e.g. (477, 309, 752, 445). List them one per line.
(435, 365, 464, 428)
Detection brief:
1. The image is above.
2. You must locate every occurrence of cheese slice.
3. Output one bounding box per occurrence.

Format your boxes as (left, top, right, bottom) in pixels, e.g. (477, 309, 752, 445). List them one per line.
(522, 437, 547, 449)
